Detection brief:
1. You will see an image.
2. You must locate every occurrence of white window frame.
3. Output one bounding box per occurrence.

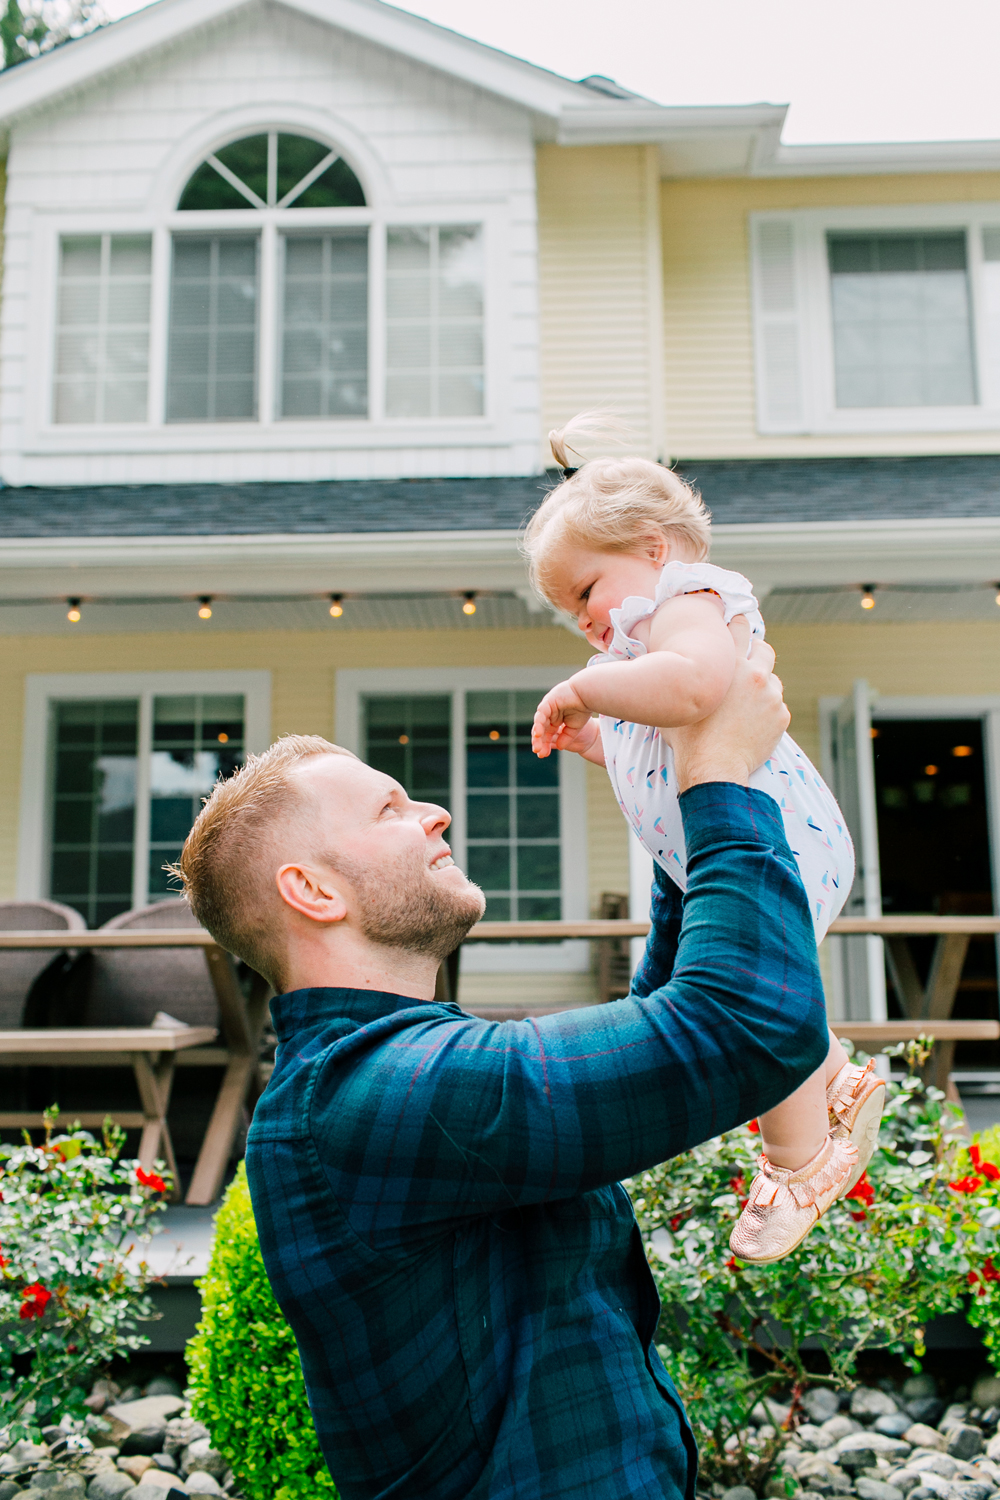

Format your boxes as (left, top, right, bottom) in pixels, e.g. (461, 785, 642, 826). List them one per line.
(27, 125, 499, 455)
(336, 666, 590, 974)
(16, 671, 272, 910)
(751, 202, 1000, 435)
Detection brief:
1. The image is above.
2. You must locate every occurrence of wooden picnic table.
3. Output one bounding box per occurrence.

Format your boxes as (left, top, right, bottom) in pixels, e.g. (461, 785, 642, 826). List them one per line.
(0, 930, 269, 1207)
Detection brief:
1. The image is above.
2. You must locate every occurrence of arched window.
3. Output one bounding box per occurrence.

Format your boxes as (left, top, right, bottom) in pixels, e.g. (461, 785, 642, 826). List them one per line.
(177, 132, 366, 211)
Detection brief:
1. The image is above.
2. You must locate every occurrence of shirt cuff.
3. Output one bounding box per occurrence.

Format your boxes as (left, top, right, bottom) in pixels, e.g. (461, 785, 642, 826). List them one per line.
(678, 780, 790, 863)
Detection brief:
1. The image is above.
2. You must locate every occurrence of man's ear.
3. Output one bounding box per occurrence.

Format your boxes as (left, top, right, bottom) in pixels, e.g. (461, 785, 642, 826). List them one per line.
(275, 862, 349, 925)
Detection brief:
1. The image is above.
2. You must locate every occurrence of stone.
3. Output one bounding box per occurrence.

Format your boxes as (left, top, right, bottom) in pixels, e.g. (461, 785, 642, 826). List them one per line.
(116, 1463, 152, 1483)
(805, 1391, 843, 1425)
(941, 1410, 971, 1435)
(913, 1457, 959, 1481)
(854, 1391, 903, 1424)
(855, 1480, 904, 1500)
(90, 1421, 130, 1452)
(988, 1439, 1000, 1464)
(974, 1383, 1000, 1414)
(106, 1404, 182, 1435)
(907, 1429, 947, 1453)
(820, 1417, 863, 1446)
(37, 1481, 84, 1497)
(148, 1461, 176, 1476)
(0, 1444, 51, 1475)
(87, 1476, 136, 1500)
(799, 1427, 828, 1453)
(177, 1447, 225, 1484)
(119, 1435, 165, 1462)
(911, 1490, 942, 1500)
(129, 1477, 185, 1496)
(183, 1480, 221, 1497)
(948, 1487, 993, 1500)
(162, 1429, 208, 1464)
(838, 1447, 880, 1474)
(877, 1418, 917, 1440)
(909, 1403, 947, 1429)
(144, 1382, 182, 1401)
(948, 1431, 985, 1463)
(891, 1475, 923, 1496)
(905, 1380, 939, 1402)
(840, 1435, 913, 1462)
(721, 1488, 757, 1500)
(0, 1485, 21, 1500)
(130, 1488, 187, 1500)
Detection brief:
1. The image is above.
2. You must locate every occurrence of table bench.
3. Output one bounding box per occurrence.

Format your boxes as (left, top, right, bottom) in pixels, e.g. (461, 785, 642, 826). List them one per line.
(0, 931, 269, 1206)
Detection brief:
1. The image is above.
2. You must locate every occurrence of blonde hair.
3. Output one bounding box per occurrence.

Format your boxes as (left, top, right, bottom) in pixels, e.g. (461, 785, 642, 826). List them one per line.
(523, 412, 711, 604)
(169, 735, 357, 991)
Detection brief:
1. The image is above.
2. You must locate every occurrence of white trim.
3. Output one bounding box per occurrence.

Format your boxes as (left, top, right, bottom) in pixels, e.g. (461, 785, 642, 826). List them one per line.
(335, 665, 589, 974)
(751, 204, 1000, 437)
(16, 670, 271, 905)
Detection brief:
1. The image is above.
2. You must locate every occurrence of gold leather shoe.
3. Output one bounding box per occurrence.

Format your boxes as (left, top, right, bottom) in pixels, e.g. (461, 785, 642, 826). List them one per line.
(826, 1057, 886, 1194)
(729, 1133, 858, 1264)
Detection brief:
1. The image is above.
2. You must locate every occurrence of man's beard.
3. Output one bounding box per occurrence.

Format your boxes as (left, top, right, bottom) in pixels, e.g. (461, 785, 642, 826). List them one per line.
(336, 850, 485, 961)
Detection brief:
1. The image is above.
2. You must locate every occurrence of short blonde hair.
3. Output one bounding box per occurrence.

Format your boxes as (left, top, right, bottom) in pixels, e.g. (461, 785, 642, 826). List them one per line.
(170, 735, 356, 991)
(523, 413, 712, 604)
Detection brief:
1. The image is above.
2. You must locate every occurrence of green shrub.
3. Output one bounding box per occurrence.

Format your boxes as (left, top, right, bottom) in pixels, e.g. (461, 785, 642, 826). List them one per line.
(626, 1046, 987, 1495)
(186, 1163, 339, 1500)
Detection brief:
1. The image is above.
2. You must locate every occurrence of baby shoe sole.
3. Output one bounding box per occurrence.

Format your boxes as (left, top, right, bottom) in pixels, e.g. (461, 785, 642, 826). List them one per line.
(836, 1083, 885, 1198)
(729, 1211, 821, 1265)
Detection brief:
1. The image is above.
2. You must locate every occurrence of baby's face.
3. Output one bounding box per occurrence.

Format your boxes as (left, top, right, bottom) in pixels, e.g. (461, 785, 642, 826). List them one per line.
(546, 542, 668, 650)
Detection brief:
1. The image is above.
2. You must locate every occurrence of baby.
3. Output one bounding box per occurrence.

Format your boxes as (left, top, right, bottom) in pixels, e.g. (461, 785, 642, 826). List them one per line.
(526, 415, 885, 1264)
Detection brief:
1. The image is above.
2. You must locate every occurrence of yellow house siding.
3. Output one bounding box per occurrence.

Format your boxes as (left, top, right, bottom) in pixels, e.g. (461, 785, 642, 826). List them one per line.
(587, 759, 630, 916)
(660, 171, 1000, 459)
(536, 144, 663, 460)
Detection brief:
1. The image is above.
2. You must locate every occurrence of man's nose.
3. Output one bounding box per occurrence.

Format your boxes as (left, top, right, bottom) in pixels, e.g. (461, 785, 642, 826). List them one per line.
(418, 803, 451, 836)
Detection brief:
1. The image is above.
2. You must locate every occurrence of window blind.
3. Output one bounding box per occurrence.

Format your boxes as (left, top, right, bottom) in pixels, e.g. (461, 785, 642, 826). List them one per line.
(54, 235, 152, 424)
(167, 236, 259, 422)
(386, 225, 484, 419)
(280, 232, 368, 418)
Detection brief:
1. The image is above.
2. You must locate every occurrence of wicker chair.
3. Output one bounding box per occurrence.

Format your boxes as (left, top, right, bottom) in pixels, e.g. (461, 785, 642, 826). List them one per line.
(85, 899, 217, 1030)
(0, 899, 86, 1028)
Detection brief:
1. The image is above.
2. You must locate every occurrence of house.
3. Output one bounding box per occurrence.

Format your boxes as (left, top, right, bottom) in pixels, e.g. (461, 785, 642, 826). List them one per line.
(0, 0, 997, 1051)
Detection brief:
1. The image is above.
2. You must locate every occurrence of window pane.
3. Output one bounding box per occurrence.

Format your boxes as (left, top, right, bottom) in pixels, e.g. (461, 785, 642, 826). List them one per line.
(280, 232, 368, 419)
(49, 700, 138, 927)
(363, 696, 451, 809)
(54, 235, 151, 424)
(385, 224, 484, 418)
(167, 236, 259, 422)
(214, 135, 268, 203)
(828, 232, 976, 408)
(148, 694, 246, 896)
(465, 690, 560, 921)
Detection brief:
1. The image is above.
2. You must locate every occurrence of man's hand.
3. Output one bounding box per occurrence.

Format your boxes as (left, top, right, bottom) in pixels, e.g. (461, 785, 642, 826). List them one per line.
(663, 619, 789, 793)
(532, 679, 601, 759)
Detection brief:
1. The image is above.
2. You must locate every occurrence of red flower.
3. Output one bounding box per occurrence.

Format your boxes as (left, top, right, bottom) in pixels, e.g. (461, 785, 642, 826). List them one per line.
(729, 1174, 749, 1209)
(747, 1119, 760, 1134)
(19, 1283, 51, 1320)
(949, 1175, 983, 1194)
(725, 1255, 739, 1270)
(669, 1214, 685, 1231)
(970, 1146, 1000, 1183)
(136, 1167, 166, 1193)
(846, 1172, 875, 1207)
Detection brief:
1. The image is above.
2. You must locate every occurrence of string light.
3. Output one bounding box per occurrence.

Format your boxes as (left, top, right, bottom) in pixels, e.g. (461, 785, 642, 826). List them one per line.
(860, 585, 876, 611)
(329, 595, 344, 618)
(952, 745, 974, 758)
(924, 764, 939, 777)
(995, 583, 1000, 607)
(66, 598, 82, 623)
(462, 592, 477, 616)
(197, 596, 213, 620)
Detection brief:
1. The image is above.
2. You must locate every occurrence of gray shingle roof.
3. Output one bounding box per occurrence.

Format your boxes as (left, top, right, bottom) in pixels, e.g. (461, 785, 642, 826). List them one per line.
(0, 455, 998, 537)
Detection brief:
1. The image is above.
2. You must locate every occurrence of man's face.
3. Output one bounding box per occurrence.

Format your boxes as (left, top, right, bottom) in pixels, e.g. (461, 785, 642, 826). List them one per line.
(287, 754, 486, 958)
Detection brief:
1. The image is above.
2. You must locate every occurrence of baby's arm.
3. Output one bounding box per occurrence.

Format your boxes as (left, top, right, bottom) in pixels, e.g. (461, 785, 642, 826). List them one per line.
(532, 594, 737, 759)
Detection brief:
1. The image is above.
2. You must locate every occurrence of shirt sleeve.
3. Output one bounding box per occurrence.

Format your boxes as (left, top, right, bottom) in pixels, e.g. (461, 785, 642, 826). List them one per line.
(313, 782, 831, 1244)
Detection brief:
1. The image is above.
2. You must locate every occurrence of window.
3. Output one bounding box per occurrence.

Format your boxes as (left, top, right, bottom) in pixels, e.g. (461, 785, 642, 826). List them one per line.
(281, 233, 368, 418)
(147, 695, 245, 898)
(751, 209, 1000, 434)
(50, 700, 138, 927)
(828, 233, 975, 408)
(177, 132, 366, 212)
(386, 225, 484, 418)
(54, 235, 151, 423)
(167, 237, 259, 422)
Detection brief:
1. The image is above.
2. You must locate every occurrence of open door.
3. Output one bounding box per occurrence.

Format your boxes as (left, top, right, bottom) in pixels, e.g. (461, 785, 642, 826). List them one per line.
(825, 680, 888, 1021)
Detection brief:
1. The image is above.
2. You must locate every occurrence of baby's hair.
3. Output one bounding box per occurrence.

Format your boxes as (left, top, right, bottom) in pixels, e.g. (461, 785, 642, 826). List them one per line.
(523, 412, 712, 605)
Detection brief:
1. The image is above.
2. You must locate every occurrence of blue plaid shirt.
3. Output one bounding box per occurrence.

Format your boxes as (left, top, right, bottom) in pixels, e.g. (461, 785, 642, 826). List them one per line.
(246, 783, 828, 1500)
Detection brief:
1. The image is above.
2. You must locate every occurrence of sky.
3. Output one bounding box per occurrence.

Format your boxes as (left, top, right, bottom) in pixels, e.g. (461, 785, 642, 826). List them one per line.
(99, 0, 1000, 147)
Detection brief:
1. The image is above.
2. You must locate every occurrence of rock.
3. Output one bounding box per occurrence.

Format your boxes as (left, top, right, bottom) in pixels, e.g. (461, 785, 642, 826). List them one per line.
(839, 1447, 880, 1474)
(855, 1391, 903, 1424)
(911, 1489, 943, 1500)
(91, 1421, 131, 1451)
(721, 1488, 757, 1500)
(941, 1409, 971, 1435)
(763, 1481, 791, 1499)
(119, 1435, 165, 1462)
(988, 1438, 1000, 1464)
(913, 1457, 959, 1481)
(148, 1461, 176, 1476)
(0, 1443, 50, 1474)
(948, 1430, 984, 1463)
(821, 1417, 864, 1446)
(183, 1480, 221, 1498)
(948, 1487, 993, 1500)
(131, 1488, 187, 1500)
(907, 1429, 947, 1452)
(116, 1462, 152, 1483)
(177, 1447, 225, 1484)
(799, 1426, 828, 1452)
(162, 1428, 208, 1463)
(806, 1391, 844, 1425)
(906, 1380, 939, 1402)
(37, 1481, 85, 1497)
(840, 1434, 913, 1462)
(144, 1382, 182, 1401)
(974, 1382, 1000, 1414)
(855, 1480, 904, 1500)
(877, 1418, 917, 1439)
(130, 1477, 185, 1496)
(107, 1403, 182, 1434)
(87, 1476, 136, 1500)
(0, 1485, 21, 1500)
(910, 1402, 947, 1428)
(891, 1475, 923, 1496)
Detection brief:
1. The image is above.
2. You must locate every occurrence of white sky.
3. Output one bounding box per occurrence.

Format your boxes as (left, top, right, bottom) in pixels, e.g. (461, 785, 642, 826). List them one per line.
(100, 0, 1000, 146)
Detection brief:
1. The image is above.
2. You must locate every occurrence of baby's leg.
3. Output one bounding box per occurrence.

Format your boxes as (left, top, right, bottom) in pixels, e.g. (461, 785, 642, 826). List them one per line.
(758, 1030, 851, 1170)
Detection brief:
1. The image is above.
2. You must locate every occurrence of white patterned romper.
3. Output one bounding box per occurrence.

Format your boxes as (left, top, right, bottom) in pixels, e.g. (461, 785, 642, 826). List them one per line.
(595, 561, 855, 940)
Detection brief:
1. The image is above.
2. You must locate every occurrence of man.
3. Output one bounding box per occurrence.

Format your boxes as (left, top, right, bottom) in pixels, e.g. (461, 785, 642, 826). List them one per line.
(174, 626, 829, 1500)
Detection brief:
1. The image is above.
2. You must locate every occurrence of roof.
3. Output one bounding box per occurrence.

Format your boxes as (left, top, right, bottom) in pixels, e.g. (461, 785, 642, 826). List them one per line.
(1, 0, 998, 177)
(1, 456, 998, 539)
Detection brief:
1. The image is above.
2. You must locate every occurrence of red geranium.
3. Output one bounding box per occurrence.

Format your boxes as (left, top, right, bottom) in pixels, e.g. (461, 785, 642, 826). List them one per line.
(747, 1119, 760, 1134)
(970, 1145, 1000, 1183)
(949, 1175, 983, 1194)
(136, 1167, 166, 1193)
(845, 1171, 875, 1220)
(19, 1283, 52, 1320)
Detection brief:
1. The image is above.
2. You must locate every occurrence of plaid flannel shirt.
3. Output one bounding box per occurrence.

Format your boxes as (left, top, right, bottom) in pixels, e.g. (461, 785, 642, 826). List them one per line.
(245, 782, 829, 1500)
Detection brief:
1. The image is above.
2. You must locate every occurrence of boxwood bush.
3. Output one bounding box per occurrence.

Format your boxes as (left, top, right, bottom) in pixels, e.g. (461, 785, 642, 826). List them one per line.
(186, 1162, 339, 1500)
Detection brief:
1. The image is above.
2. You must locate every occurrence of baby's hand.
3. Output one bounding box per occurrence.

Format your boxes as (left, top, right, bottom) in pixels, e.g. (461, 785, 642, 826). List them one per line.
(532, 680, 600, 759)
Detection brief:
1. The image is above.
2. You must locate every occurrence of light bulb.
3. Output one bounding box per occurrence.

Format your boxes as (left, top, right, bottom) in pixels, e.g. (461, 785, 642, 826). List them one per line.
(462, 592, 477, 615)
(329, 595, 344, 618)
(66, 598, 82, 623)
(198, 596, 213, 620)
(860, 586, 876, 611)
(995, 583, 1000, 607)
